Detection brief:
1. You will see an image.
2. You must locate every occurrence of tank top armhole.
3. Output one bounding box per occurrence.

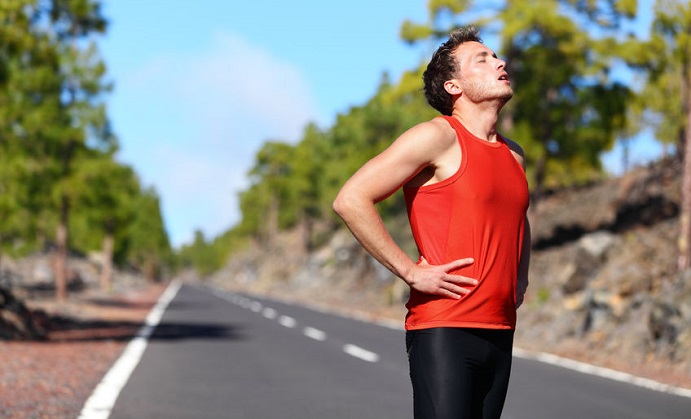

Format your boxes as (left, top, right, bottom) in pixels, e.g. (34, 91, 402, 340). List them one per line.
(403, 116, 468, 192)
(498, 133, 528, 176)
(441, 115, 469, 179)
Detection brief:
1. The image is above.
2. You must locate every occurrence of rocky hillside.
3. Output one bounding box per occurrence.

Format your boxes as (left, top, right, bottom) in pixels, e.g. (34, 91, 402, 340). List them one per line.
(518, 159, 689, 385)
(211, 157, 691, 388)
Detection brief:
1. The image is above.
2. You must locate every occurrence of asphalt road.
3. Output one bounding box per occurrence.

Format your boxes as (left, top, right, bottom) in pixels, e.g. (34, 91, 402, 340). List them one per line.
(109, 284, 691, 419)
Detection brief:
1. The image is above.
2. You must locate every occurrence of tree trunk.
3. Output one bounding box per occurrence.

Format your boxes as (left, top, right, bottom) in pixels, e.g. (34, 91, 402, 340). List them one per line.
(55, 133, 76, 302)
(678, 54, 691, 271)
(54, 195, 69, 302)
(144, 256, 156, 282)
(100, 233, 114, 292)
(621, 137, 630, 174)
(678, 106, 691, 271)
(266, 194, 279, 245)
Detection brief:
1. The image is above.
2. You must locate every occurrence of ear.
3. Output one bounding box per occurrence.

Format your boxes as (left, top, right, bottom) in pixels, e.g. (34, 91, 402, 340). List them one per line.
(444, 79, 462, 95)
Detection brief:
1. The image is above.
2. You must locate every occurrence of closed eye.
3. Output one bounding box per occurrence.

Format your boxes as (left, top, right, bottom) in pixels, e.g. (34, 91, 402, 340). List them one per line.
(475, 51, 496, 63)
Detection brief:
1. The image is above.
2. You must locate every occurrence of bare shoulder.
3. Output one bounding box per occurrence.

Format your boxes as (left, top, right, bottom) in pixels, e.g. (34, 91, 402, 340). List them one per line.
(503, 136, 526, 169)
(413, 116, 455, 138)
(396, 117, 456, 152)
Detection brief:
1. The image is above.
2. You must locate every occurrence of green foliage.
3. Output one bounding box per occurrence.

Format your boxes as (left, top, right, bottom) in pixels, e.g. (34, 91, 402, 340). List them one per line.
(536, 287, 550, 305)
(176, 229, 248, 277)
(233, 71, 433, 252)
(628, 0, 691, 151)
(127, 188, 172, 279)
(400, 20, 434, 44)
(0, 0, 172, 280)
(69, 154, 141, 262)
(399, 0, 639, 193)
(177, 231, 219, 277)
(173, 0, 691, 276)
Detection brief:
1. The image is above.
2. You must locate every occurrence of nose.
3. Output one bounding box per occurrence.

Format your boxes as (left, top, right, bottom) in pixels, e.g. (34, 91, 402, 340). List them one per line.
(496, 57, 506, 70)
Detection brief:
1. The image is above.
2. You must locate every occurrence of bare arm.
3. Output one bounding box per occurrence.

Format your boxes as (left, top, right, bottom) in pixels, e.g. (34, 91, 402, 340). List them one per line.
(506, 137, 531, 308)
(333, 120, 477, 299)
(516, 217, 531, 308)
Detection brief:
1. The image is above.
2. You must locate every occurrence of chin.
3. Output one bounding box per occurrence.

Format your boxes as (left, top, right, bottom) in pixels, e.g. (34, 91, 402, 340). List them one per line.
(497, 88, 513, 103)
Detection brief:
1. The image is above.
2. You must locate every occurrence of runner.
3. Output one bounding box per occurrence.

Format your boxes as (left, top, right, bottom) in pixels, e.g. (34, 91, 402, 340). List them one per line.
(333, 26, 531, 419)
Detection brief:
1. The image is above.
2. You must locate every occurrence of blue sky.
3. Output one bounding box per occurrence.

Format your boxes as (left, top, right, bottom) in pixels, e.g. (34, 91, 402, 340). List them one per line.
(99, 0, 659, 248)
(99, 0, 431, 248)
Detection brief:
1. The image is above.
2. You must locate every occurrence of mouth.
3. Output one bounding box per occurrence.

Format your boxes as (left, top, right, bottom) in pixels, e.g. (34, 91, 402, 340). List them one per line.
(498, 73, 510, 83)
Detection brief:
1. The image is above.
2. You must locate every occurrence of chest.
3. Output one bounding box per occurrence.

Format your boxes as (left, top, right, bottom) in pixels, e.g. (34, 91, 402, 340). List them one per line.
(456, 143, 529, 213)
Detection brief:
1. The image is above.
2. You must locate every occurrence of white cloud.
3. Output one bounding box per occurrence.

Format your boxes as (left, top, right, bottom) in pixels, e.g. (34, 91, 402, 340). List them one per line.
(114, 32, 318, 247)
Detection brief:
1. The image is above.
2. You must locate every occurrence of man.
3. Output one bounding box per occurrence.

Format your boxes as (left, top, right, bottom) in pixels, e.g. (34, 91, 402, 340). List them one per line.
(332, 26, 531, 419)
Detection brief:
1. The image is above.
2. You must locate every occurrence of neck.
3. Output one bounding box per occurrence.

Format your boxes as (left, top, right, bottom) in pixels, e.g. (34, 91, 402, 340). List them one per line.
(451, 100, 505, 142)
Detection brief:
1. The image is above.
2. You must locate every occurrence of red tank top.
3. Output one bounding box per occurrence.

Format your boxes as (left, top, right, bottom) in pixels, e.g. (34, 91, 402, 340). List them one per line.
(403, 116, 529, 330)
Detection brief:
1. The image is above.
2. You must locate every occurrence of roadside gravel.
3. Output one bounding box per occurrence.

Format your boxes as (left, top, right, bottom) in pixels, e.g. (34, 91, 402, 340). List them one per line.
(0, 283, 166, 419)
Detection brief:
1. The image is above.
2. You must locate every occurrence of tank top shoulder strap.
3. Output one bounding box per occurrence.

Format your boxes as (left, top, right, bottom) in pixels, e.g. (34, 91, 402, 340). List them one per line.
(436, 115, 469, 184)
(440, 115, 463, 139)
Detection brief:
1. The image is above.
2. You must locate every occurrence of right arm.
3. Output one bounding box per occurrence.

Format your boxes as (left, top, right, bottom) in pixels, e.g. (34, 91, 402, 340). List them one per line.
(332, 120, 477, 299)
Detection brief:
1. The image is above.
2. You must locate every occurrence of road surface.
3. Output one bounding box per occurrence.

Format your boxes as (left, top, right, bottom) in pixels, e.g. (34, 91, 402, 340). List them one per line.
(107, 284, 691, 419)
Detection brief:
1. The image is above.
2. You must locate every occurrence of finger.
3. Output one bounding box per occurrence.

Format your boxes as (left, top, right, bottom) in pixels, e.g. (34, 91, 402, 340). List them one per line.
(439, 281, 474, 298)
(445, 274, 478, 286)
(442, 257, 474, 271)
(437, 287, 462, 299)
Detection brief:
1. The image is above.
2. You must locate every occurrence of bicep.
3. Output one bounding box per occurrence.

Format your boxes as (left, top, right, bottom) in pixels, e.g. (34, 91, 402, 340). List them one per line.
(340, 124, 444, 203)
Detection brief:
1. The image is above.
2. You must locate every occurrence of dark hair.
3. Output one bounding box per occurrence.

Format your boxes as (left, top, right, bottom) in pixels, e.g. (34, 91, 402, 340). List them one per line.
(423, 26, 483, 116)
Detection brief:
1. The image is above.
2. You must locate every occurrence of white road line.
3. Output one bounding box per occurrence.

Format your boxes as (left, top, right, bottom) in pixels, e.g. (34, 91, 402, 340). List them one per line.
(513, 347, 691, 399)
(278, 315, 297, 328)
(343, 344, 380, 363)
(78, 280, 181, 419)
(303, 327, 327, 341)
(262, 308, 277, 319)
(250, 301, 263, 312)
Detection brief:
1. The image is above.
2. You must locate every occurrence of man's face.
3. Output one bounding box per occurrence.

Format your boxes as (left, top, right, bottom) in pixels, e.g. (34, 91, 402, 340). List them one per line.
(453, 41, 513, 104)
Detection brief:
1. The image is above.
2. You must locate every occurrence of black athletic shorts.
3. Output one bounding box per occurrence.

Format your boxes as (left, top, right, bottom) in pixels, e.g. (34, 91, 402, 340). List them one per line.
(406, 327, 514, 419)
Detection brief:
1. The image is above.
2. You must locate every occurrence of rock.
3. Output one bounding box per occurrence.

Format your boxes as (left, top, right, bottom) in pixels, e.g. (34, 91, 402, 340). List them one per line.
(559, 262, 583, 295)
(32, 260, 53, 283)
(579, 231, 617, 260)
(559, 231, 619, 295)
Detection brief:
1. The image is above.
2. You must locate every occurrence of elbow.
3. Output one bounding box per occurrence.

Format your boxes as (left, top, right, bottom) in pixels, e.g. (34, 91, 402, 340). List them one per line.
(333, 188, 360, 221)
(332, 191, 351, 219)
(332, 197, 342, 218)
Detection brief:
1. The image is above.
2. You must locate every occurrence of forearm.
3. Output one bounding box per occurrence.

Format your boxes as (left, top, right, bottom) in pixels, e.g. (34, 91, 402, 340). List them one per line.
(333, 195, 414, 283)
(516, 217, 531, 307)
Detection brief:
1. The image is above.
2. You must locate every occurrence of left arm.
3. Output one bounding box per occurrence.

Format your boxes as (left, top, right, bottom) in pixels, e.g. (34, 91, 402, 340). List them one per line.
(516, 217, 531, 309)
(505, 137, 531, 309)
